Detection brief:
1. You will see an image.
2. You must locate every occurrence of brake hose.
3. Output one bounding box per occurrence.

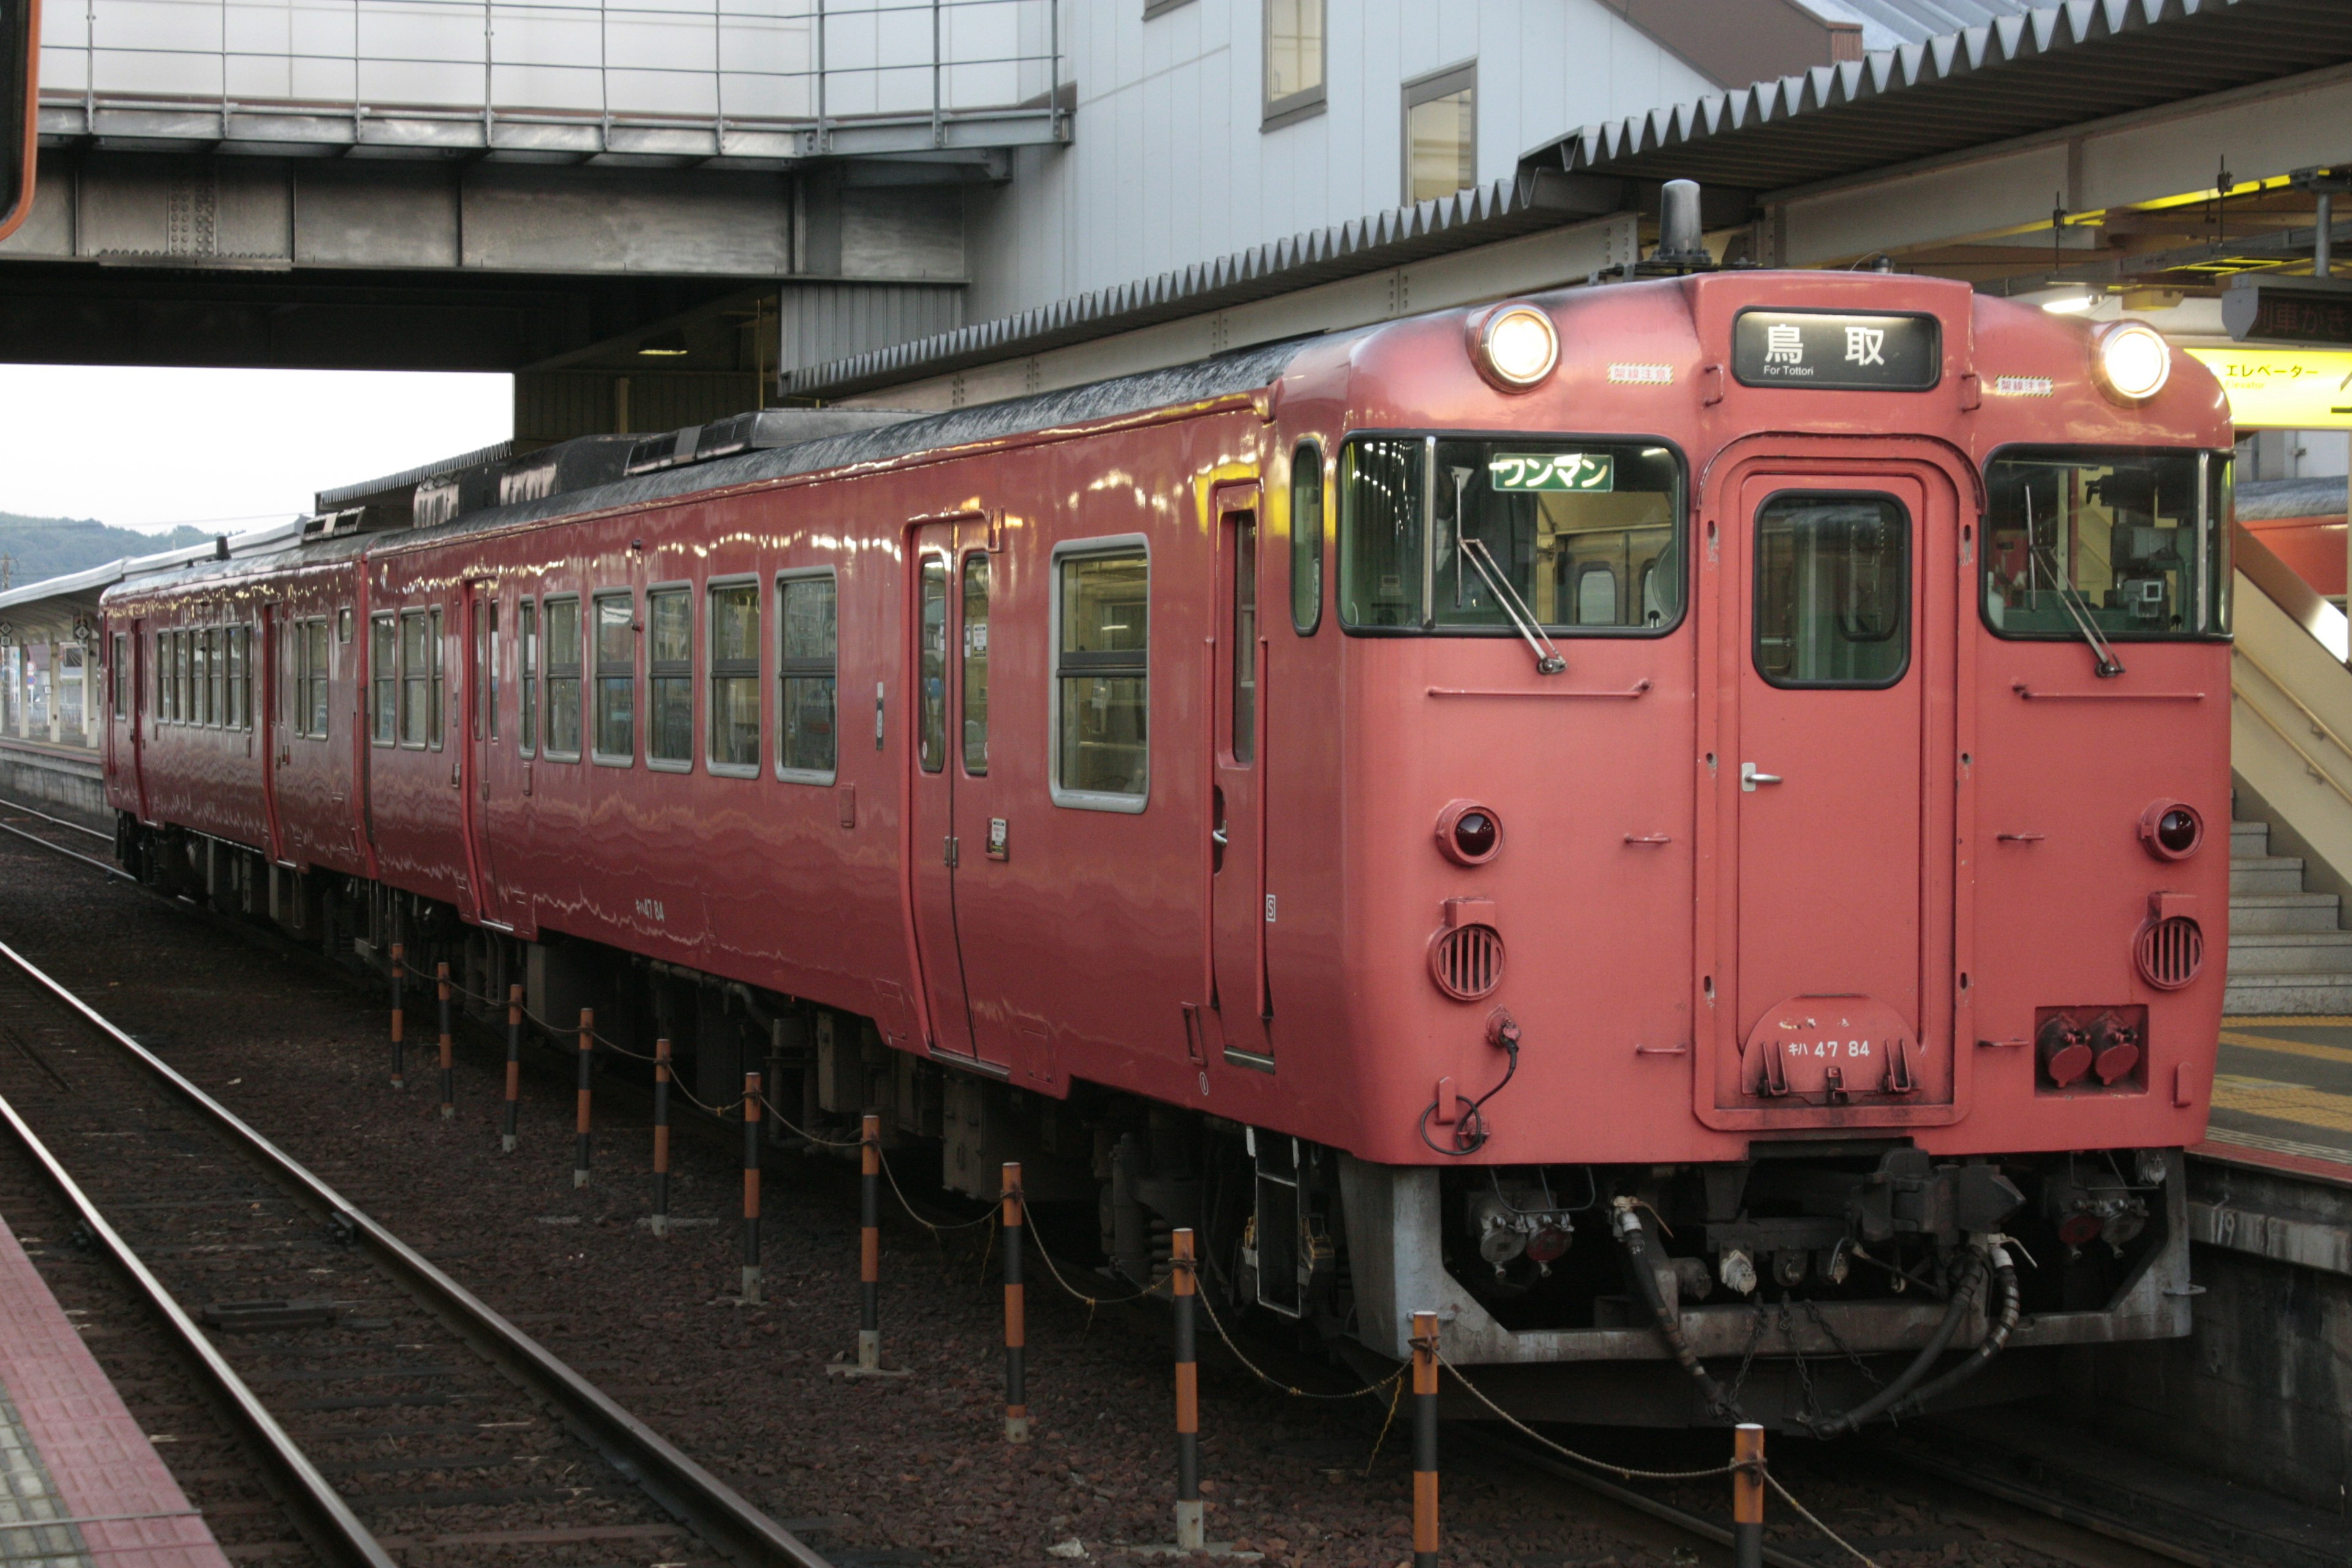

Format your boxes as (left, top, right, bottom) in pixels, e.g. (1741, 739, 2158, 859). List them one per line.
(1883, 1242, 2021, 1420)
(1800, 1248, 1988, 1438)
(1611, 1199, 1743, 1420)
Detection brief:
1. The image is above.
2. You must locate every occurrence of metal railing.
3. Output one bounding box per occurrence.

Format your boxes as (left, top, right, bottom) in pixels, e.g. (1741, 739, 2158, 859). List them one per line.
(39, 0, 1063, 156)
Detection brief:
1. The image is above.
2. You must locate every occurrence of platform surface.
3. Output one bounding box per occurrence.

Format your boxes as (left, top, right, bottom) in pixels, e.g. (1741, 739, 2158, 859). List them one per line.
(0, 1212, 230, 1568)
(2201, 1015, 2352, 1178)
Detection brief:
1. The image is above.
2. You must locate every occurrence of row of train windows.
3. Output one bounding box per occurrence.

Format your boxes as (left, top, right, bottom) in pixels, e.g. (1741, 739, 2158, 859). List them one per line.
(144, 620, 337, 736)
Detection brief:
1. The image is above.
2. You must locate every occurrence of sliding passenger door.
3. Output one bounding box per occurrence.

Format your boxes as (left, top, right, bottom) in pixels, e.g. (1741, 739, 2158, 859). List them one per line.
(1208, 484, 1271, 1060)
(462, 580, 504, 927)
(905, 518, 1004, 1066)
(259, 606, 285, 862)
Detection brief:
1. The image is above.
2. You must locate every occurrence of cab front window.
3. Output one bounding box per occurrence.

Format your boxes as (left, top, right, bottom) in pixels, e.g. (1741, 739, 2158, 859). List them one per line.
(1983, 448, 2231, 639)
(1338, 435, 1684, 635)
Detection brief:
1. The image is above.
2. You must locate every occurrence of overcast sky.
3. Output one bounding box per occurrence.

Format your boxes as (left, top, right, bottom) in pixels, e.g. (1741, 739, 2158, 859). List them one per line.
(0, 366, 514, 534)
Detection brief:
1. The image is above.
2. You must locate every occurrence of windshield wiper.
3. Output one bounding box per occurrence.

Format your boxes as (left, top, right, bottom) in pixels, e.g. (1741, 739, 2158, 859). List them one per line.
(1450, 467, 1565, 676)
(2026, 491, 2125, 678)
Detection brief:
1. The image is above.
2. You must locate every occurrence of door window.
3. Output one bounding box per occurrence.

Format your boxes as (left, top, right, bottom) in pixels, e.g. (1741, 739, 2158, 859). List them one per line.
(1231, 514, 1257, 764)
(399, 611, 430, 745)
(918, 559, 949, 774)
(371, 615, 395, 745)
(1753, 494, 1910, 689)
(962, 555, 989, 775)
(518, 600, 537, 756)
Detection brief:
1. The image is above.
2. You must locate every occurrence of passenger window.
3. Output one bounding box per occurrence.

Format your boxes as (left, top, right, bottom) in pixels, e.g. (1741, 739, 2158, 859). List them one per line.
(371, 615, 395, 746)
(198, 628, 216, 726)
(518, 600, 538, 756)
(1055, 549, 1149, 802)
(647, 587, 692, 767)
(918, 557, 948, 774)
(593, 592, 635, 762)
(428, 608, 445, 748)
(778, 573, 837, 781)
(545, 597, 582, 758)
(1754, 494, 1911, 688)
(1291, 442, 1322, 634)
(1338, 439, 1425, 627)
(708, 582, 760, 774)
(399, 611, 430, 746)
(307, 620, 330, 737)
(962, 555, 990, 775)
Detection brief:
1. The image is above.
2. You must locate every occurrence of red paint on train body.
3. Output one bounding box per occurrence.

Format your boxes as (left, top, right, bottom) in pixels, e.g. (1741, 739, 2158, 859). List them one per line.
(98, 269, 2235, 1419)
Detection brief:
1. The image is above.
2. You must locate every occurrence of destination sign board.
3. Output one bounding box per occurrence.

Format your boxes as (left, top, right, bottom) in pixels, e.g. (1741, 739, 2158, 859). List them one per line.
(2222, 279, 2352, 347)
(1732, 309, 1942, 391)
(1488, 451, 1614, 492)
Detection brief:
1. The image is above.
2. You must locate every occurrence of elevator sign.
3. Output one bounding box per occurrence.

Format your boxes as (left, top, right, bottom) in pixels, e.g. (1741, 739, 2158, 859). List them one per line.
(2182, 347, 2352, 429)
(1732, 309, 1941, 391)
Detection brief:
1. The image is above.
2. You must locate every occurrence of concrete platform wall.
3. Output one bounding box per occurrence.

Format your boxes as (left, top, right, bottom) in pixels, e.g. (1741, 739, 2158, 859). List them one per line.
(0, 742, 107, 818)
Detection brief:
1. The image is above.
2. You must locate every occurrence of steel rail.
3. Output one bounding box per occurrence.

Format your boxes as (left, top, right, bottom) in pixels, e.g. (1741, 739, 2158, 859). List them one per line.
(0, 796, 114, 842)
(0, 1081, 395, 1568)
(0, 818, 135, 880)
(0, 938, 836, 1568)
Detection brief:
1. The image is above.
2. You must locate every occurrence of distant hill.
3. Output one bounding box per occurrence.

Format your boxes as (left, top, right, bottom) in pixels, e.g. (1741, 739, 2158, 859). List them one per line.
(0, 515, 214, 592)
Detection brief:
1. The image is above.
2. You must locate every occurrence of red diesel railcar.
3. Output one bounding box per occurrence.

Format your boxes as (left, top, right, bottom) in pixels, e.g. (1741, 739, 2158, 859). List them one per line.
(99, 241, 2233, 1427)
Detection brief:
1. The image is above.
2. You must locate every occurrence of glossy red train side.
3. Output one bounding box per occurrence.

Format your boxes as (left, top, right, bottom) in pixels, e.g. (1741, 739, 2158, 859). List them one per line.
(99, 268, 2235, 1426)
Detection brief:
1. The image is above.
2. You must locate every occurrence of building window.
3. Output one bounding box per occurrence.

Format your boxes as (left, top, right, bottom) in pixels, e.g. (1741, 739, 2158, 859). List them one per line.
(1291, 440, 1323, 634)
(518, 600, 538, 756)
(778, 571, 837, 782)
(399, 611, 430, 747)
(647, 586, 692, 767)
(1403, 63, 1475, 204)
(1264, 0, 1325, 127)
(707, 581, 760, 774)
(371, 615, 395, 745)
(1054, 546, 1150, 806)
(962, 555, 990, 775)
(545, 597, 582, 759)
(593, 591, 635, 763)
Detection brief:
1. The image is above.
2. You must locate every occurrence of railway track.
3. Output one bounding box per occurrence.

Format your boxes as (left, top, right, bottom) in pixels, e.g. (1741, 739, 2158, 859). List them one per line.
(0, 798, 2299, 1568)
(0, 932, 833, 1568)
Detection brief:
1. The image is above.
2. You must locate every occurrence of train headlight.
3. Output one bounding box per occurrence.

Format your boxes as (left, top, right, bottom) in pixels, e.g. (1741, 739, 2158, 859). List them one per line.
(1471, 304, 1559, 391)
(2092, 320, 2171, 403)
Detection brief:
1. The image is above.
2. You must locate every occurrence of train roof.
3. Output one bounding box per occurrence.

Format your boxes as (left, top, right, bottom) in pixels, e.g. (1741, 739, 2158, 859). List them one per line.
(109, 336, 1317, 605)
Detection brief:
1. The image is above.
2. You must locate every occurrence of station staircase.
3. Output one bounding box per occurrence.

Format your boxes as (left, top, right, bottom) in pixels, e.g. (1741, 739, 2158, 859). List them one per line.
(2227, 526, 2352, 1015)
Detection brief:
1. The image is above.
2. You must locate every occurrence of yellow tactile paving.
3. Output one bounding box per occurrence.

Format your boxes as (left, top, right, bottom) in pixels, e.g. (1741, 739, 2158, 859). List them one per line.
(2218, 1029, 2352, 1067)
(2213, 1074, 2352, 1135)
(2224, 1016, 2352, 1027)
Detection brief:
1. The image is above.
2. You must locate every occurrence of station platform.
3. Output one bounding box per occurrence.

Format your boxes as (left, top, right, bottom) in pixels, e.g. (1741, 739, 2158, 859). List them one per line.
(0, 1213, 229, 1568)
(2203, 1014, 2352, 1180)
(0, 741, 104, 820)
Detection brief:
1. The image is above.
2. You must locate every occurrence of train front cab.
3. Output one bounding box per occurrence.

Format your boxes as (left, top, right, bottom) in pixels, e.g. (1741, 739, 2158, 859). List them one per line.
(1289, 273, 2232, 1427)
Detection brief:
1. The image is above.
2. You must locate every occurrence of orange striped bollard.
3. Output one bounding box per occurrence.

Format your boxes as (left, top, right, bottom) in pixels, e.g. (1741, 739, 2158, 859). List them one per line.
(1412, 1309, 1440, 1568)
(500, 984, 522, 1152)
(1172, 1227, 1203, 1552)
(435, 963, 454, 1119)
(741, 1071, 763, 1304)
(858, 1112, 881, 1369)
(573, 1008, 594, 1188)
(1002, 1161, 1028, 1442)
(650, 1038, 672, 1235)
(388, 942, 405, 1089)
(1733, 1423, 1765, 1568)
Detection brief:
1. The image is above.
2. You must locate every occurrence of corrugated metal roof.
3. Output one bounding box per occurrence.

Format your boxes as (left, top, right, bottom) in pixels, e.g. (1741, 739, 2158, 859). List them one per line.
(777, 171, 1608, 401)
(1525, 0, 2352, 196)
(1801, 0, 2049, 50)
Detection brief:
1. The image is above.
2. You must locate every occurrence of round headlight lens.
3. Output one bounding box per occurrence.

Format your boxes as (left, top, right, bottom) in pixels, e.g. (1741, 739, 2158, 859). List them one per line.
(2094, 320, 2172, 402)
(1480, 305, 1559, 389)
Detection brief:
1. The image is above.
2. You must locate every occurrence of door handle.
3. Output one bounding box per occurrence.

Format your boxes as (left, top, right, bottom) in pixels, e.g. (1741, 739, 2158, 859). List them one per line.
(1210, 826, 1229, 848)
(1740, 762, 1783, 792)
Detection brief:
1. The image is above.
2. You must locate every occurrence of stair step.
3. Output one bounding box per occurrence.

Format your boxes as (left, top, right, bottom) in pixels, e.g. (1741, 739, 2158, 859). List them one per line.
(2231, 821, 2271, 854)
(2225, 972, 2352, 1015)
(2234, 859, 2310, 894)
(2226, 932, 2352, 973)
(2232, 893, 2345, 933)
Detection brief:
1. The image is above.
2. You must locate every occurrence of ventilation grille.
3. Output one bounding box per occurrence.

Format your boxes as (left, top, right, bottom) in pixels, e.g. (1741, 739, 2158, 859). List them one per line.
(2135, 916, 2204, 991)
(1429, 924, 1506, 1002)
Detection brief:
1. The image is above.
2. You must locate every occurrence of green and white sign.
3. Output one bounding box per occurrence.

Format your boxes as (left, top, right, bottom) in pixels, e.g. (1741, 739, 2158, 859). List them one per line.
(1488, 451, 1614, 492)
